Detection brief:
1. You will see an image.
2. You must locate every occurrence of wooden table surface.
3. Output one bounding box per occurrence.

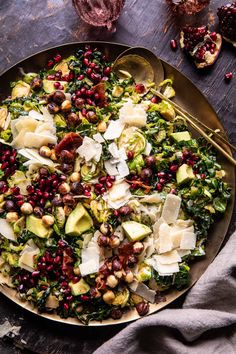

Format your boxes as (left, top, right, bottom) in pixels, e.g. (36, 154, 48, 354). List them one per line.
(0, 0, 235, 353)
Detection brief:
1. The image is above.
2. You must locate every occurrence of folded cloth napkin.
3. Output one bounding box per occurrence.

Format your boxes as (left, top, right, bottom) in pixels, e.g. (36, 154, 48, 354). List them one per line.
(94, 230, 236, 354)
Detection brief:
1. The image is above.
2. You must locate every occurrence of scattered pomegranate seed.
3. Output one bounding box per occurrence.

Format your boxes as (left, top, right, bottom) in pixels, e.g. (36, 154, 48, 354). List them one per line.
(225, 72, 233, 82)
(135, 83, 145, 94)
(156, 183, 163, 191)
(78, 74, 84, 80)
(114, 210, 119, 217)
(170, 39, 178, 51)
(54, 54, 62, 63)
(47, 60, 54, 68)
(54, 82, 61, 89)
(127, 151, 134, 160)
(210, 32, 217, 41)
(104, 66, 111, 75)
(63, 303, 69, 311)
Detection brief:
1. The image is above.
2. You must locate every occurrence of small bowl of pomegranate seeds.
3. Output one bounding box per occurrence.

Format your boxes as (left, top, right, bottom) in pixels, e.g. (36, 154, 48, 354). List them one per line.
(0, 44, 231, 325)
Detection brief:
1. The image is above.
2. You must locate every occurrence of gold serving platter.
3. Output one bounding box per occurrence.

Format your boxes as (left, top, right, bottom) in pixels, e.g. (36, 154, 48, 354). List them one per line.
(0, 42, 234, 326)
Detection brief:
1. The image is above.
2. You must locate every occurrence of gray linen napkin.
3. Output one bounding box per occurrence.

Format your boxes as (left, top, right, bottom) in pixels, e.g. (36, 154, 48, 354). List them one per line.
(94, 230, 236, 354)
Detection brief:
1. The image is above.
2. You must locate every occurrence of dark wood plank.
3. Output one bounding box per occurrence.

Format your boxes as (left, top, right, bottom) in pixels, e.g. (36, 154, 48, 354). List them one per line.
(0, 0, 235, 353)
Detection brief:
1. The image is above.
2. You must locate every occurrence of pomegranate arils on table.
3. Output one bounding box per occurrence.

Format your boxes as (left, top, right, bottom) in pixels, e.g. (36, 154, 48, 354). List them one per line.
(170, 39, 178, 51)
(225, 72, 233, 82)
(218, 2, 236, 47)
(180, 25, 222, 68)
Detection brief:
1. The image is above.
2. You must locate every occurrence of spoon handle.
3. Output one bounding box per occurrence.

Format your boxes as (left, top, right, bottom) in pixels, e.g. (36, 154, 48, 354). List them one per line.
(153, 90, 236, 167)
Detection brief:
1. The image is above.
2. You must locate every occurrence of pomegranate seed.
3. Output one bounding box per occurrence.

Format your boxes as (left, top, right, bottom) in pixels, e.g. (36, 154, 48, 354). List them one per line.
(210, 32, 217, 41)
(84, 50, 92, 58)
(99, 176, 107, 184)
(14, 194, 23, 201)
(47, 60, 54, 68)
(58, 85, 64, 90)
(135, 83, 145, 94)
(159, 178, 166, 184)
(9, 156, 15, 164)
(114, 210, 119, 217)
(63, 303, 69, 311)
(84, 191, 91, 197)
(72, 277, 80, 284)
(58, 240, 67, 248)
(106, 181, 113, 189)
(66, 295, 73, 302)
(86, 68, 92, 75)
(95, 65, 101, 73)
(91, 73, 101, 81)
(54, 54, 62, 63)
(170, 39, 178, 51)
(81, 108, 87, 116)
(61, 281, 68, 288)
(170, 165, 178, 173)
(104, 67, 111, 75)
(81, 295, 89, 301)
(83, 58, 89, 66)
(95, 183, 103, 190)
(130, 183, 138, 190)
(127, 150, 134, 160)
(100, 187, 106, 194)
(89, 63, 96, 69)
(94, 93, 100, 100)
(17, 200, 24, 207)
(170, 188, 177, 194)
(107, 175, 115, 182)
(151, 96, 159, 103)
(78, 74, 84, 80)
(32, 271, 40, 277)
(156, 183, 163, 191)
(1, 161, 9, 170)
(86, 98, 94, 105)
(87, 89, 95, 96)
(225, 72, 233, 82)
(200, 173, 206, 179)
(46, 265, 54, 272)
(47, 74, 55, 80)
(157, 172, 166, 178)
(12, 186, 20, 195)
(54, 82, 60, 89)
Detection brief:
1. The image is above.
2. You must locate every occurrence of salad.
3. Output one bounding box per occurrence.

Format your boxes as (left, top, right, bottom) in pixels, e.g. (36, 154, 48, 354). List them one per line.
(0, 45, 230, 324)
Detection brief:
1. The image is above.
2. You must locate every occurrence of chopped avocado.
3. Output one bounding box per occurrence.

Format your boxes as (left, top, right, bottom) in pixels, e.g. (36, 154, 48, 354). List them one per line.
(171, 131, 191, 142)
(176, 164, 195, 185)
(122, 221, 152, 242)
(11, 81, 31, 99)
(26, 215, 52, 238)
(69, 278, 90, 296)
(112, 85, 124, 97)
(65, 203, 93, 236)
(54, 60, 70, 76)
(42, 80, 68, 94)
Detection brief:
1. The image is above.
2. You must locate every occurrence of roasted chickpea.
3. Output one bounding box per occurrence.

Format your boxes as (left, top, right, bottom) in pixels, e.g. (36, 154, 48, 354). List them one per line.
(106, 275, 118, 288)
(100, 222, 113, 236)
(39, 146, 52, 158)
(21, 202, 33, 215)
(6, 212, 19, 223)
(42, 215, 55, 227)
(53, 90, 66, 105)
(70, 172, 80, 183)
(103, 290, 115, 304)
(97, 121, 107, 133)
(58, 182, 71, 195)
(47, 102, 60, 114)
(61, 99, 72, 112)
(30, 77, 42, 91)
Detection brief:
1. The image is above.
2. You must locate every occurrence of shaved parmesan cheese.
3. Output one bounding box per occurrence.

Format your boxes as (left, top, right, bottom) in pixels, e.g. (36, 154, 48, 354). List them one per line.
(139, 193, 162, 204)
(19, 241, 40, 272)
(129, 281, 156, 303)
(3, 112, 11, 130)
(158, 223, 173, 253)
(0, 219, 16, 241)
(104, 160, 119, 176)
(154, 250, 181, 265)
(24, 132, 57, 148)
(18, 148, 55, 167)
(104, 180, 132, 209)
(144, 142, 152, 155)
(170, 230, 182, 249)
(117, 160, 129, 178)
(93, 133, 105, 143)
(77, 136, 102, 163)
(119, 100, 147, 128)
(28, 110, 45, 121)
(180, 231, 196, 250)
(178, 249, 191, 258)
(79, 259, 100, 277)
(161, 194, 181, 224)
(156, 262, 179, 276)
(103, 120, 124, 140)
(108, 142, 119, 158)
(153, 217, 166, 239)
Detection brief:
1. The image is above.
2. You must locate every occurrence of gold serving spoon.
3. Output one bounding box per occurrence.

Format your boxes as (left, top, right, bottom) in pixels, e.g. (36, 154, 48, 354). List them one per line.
(113, 47, 236, 166)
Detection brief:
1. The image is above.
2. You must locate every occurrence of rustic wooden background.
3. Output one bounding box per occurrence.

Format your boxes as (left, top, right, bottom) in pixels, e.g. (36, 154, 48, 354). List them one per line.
(0, 0, 235, 353)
